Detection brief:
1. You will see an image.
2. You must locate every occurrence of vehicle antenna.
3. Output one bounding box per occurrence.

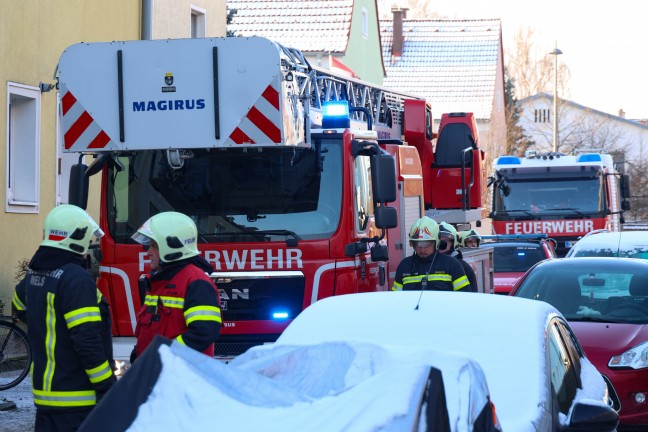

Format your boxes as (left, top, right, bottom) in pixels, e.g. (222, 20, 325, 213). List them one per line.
(414, 242, 444, 310)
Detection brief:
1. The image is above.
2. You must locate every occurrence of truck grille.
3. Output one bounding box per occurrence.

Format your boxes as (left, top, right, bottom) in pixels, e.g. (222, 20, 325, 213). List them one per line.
(211, 271, 305, 322)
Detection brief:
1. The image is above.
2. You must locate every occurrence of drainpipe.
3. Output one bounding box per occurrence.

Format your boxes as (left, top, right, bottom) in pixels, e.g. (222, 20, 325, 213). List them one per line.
(142, 0, 152, 40)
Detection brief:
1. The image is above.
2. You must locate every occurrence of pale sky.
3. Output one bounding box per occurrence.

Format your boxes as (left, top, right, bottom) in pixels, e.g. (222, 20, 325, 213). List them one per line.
(384, 0, 648, 120)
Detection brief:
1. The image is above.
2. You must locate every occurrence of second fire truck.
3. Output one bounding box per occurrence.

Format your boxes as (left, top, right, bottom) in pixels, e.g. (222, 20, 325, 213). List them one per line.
(490, 151, 631, 256)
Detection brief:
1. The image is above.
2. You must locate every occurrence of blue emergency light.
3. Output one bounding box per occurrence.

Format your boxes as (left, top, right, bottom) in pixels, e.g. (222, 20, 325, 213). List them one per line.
(272, 311, 289, 320)
(322, 101, 350, 129)
(496, 156, 521, 165)
(577, 154, 602, 163)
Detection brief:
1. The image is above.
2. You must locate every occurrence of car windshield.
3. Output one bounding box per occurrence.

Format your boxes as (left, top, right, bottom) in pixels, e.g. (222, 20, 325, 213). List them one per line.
(514, 260, 648, 323)
(491, 244, 546, 272)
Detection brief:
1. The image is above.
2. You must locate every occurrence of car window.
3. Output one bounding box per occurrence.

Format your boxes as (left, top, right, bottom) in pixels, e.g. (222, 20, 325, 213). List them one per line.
(548, 320, 580, 414)
(571, 247, 648, 259)
(492, 245, 545, 272)
(514, 264, 648, 323)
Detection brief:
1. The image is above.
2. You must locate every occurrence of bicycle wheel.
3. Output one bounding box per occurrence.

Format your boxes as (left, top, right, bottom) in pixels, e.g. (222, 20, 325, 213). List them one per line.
(0, 321, 31, 391)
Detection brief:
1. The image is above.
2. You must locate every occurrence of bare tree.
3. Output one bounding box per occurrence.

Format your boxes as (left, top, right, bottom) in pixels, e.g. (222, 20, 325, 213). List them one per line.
(506, 27, 571, 100)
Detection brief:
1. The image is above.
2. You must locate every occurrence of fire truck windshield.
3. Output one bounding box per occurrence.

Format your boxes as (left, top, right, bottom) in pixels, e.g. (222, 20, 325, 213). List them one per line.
(493, 176, 606, 217)
(105, 141, 342, 243)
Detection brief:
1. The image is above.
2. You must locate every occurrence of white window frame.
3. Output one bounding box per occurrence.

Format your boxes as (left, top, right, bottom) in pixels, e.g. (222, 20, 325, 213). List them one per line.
(191, 5, 206, 38)
(361, 7, 369, 39)
(6, 82, 40, 213)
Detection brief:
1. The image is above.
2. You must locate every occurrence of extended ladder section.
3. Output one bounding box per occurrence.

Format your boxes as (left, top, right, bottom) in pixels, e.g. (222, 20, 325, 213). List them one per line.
(308, 65, 417, 134)
(57, 36, 421, 154)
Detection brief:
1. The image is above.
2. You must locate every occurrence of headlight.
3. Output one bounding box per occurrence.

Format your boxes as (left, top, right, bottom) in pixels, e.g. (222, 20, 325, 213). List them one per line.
(608, 341, 648, 369)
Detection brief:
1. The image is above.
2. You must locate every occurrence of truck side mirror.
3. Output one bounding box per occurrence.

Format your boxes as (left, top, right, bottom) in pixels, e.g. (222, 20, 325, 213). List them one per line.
(370, 154, 396, 203)
(621, 175, 631, 199)
(374, 205, 397, 229)
(370, 244, 389, 262)
(622, 200, 631, 211)
(345, 241, 368, 257)
(68, 163, 89, 209)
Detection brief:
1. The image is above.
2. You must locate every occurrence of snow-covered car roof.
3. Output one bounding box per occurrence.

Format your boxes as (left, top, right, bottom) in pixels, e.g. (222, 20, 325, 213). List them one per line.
(275, 291, 609, 431)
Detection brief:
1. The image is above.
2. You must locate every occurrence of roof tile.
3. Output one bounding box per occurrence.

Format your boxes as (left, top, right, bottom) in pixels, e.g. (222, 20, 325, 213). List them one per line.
(381, 18, 502, 120)
(228, 0, 354, 53)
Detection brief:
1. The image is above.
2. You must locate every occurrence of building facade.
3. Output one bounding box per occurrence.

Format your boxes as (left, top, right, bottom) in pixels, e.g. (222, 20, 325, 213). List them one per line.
(0, 0, 226, 313)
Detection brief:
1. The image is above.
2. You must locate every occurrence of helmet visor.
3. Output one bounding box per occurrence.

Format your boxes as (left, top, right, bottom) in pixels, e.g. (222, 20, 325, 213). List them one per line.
(413, 240, 435, 248)
(131, 231, 154, 245)
(93, 227, 105, 239)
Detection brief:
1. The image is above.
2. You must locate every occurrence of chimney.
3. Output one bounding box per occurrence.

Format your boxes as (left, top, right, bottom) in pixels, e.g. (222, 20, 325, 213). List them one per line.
(618, 109, 626, 118)
(391, 7, 408, 61)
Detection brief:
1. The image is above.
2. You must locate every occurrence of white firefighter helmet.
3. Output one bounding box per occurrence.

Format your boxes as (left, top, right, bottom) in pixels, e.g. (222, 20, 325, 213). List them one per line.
(409, 216, 439, 243)
(41, 204, 104, 255)
(438, 222, 458, 249)
(459, 229, 482, 247)
(131, 211, 199, 263)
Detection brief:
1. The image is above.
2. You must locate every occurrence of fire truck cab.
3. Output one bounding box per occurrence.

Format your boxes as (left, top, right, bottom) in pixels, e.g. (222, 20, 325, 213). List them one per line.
(490, 151, 631, 256)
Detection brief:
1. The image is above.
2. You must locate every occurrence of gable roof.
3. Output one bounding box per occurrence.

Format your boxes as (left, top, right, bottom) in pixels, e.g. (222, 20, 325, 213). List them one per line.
(380, 19, 502, 120)
(520, 93, 648, 131)
(227, 0, 354, 53)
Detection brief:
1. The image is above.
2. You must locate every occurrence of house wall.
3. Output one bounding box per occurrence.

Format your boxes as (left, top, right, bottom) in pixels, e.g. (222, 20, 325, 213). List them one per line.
(343, 0, 384, 85)
(0, 1, 141, 312)
(517, 95, 648, 164)
(0, 0, 229, 313)
(150, 0, 226, 39)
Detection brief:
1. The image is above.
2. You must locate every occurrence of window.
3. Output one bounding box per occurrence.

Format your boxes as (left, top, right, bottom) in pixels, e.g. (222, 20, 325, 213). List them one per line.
(191, 6, 206, 38)
(534, 109, 550, 123)
(354, 155, 374, 232)
(361, 7, 368, 39)
(548, 320, 580, 413)
(6, 82, 40, 213)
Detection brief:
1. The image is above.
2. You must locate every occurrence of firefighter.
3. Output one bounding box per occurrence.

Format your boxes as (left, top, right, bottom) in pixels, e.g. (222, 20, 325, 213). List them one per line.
(130, 211, 222, 362)
(438, 222, 479, 292)
(12, 204, 116, 431)
(391, 216, 470, 292)
(459, 229, 482, 248)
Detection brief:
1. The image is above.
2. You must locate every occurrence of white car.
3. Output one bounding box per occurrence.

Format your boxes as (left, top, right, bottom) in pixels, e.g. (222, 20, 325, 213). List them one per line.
(566, 230, 648, 258)
(268, 291, 619, 432)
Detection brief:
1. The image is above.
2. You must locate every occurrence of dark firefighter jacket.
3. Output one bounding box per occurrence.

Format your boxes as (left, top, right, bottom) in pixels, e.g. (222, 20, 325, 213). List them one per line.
(450, 249, 479, 293)
(391, 251, 470, 292)
(134, 255, 222, 358)
(12, 247, 116, 411)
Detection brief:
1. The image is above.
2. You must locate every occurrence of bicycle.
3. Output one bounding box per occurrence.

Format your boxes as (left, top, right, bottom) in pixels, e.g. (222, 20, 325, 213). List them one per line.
(0, 316, 31, 391)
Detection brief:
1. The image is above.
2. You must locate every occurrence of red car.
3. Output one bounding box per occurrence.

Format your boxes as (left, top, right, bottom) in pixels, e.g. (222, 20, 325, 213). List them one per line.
(481, 235, 557, 294)
(510, 257, 648, 429)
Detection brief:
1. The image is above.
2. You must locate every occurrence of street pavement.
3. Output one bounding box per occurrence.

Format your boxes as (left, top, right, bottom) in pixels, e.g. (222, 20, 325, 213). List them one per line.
(0, 377, 35, 432)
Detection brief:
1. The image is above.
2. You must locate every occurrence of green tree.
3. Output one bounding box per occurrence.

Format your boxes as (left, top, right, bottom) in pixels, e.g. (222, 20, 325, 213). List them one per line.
(504, 67, 534, 156)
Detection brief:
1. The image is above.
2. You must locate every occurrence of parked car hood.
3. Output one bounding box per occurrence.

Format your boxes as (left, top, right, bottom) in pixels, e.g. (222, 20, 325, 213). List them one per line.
(493, 272, 524, 294)
(569, 321, 648, 364)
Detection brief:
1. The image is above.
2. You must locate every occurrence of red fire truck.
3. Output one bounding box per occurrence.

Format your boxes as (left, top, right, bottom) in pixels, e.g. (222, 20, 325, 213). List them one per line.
(57, 37, 489, 357)
(490, 151, 631, 256)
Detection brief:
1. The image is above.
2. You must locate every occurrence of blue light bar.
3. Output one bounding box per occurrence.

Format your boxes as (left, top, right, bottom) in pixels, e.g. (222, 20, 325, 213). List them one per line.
(577, 154, 602, 162)
(272, 311, 289, 320)
(497, 156, 521, 165)
(322, 101, 350, 128)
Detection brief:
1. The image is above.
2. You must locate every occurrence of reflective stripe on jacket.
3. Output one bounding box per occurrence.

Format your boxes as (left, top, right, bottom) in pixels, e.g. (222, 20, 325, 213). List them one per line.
(13, 249, 115, 411)
(392, 252, 469, 292)
(135, 261, 222, 357)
